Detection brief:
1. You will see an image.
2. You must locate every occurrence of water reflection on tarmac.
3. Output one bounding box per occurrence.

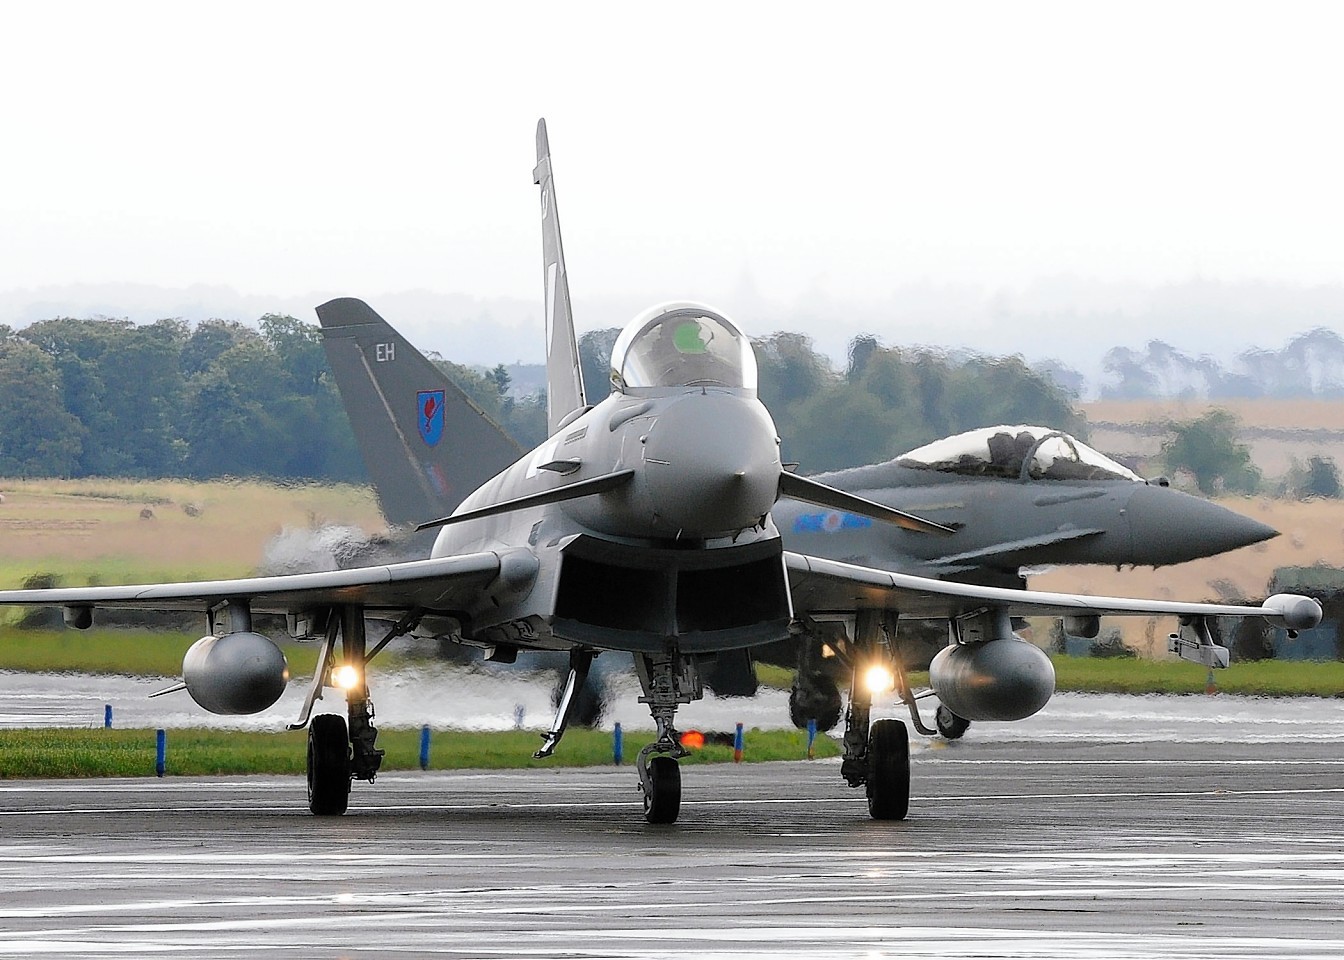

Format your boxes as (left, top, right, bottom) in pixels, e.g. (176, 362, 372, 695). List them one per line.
(4, 665, 1343, 744)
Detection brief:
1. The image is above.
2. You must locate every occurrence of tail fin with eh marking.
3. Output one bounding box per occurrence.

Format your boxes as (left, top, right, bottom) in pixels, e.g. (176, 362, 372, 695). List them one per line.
(316, 297, 524, 528)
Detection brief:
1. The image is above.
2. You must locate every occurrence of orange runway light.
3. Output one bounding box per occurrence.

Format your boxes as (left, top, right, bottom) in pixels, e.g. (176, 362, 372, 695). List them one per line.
(680, 730, 706, 749)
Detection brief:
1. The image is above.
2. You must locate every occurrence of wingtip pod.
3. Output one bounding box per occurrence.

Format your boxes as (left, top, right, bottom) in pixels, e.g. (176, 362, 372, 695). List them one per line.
(1261, 593, 1324, 632)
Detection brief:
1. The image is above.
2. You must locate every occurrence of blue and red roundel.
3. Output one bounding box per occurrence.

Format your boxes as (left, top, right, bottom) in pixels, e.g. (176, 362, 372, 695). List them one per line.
(417, 390, 445, 446)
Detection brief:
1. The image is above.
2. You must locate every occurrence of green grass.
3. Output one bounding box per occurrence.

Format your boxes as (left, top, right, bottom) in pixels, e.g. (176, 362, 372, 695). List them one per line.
(755, 654, 1344, 698)
(0, 558, 248, 596)
(0, 628, 320, 677)
(1049, 654, 1344, 697)
(0, 727, 839, 779)
(754, 662, 794, 690)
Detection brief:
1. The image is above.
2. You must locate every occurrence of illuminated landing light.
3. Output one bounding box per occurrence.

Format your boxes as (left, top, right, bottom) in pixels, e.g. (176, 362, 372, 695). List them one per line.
(332, 664, 361, 691)
(863, 664, 895, 696)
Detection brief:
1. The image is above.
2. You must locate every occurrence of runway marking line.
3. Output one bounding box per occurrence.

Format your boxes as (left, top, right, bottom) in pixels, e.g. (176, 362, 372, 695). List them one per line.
(3, 785, 1344, 819)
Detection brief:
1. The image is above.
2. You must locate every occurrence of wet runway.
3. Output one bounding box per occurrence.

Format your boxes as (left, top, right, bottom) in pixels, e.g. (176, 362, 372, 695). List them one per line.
(2, 738, 1343, 958)
(8, 665, 1344, 747)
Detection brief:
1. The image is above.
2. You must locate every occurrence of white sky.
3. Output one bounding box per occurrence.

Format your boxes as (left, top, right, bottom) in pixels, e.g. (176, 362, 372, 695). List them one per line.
(2, 1, 1343, 369)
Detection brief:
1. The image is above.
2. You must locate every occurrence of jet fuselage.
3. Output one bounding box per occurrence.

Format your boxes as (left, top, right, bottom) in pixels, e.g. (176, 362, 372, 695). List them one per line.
(778, 449, 1276, 586)
(428, 308, 794, 655)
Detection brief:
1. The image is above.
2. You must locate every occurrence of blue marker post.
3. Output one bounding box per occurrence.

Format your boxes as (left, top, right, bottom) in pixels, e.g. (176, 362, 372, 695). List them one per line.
(613, 723, 623, 766)
(806, 718, 817, 760)
(155, 729, 166, 778)
(419, 725, 431, 771)
(733, 722, 744, 764)
(104, 704, 113, 729)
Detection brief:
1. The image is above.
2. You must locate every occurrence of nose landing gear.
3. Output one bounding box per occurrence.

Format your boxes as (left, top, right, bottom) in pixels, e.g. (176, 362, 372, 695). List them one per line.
(634, 651, 700, 824)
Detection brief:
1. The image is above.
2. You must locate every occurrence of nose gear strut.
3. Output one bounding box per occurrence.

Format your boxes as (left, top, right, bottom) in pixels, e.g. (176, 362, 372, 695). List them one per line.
(634, 650, 701, 824)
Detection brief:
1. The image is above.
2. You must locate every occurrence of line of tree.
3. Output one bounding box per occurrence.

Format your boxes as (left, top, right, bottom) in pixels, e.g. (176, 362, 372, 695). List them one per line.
(0, 315, 365, 480)
(0, 316, 1083, 480)
(1159, 408, 1341, 498)
(1102, 327, 1344, 400)
(580, 328, 1084, 474)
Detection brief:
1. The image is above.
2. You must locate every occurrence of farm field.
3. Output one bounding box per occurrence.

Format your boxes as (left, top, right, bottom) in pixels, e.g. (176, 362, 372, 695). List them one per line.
(1082, 397, 1344, 477)
(1032, 495, 1343, 605)
(0, 478, 384, 590)
(0, 474, 1338, 660)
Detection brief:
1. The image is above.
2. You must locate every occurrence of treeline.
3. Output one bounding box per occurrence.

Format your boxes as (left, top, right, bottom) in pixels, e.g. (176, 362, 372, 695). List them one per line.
(1102, 327, 1344, 400)
(0, 316, 365, 480)
(578, 328, 1083, 473)
(0, 316, 1081, 480)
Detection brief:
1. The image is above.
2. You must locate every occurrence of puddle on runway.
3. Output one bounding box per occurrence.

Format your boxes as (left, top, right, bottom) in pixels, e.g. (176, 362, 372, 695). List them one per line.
(3, 667, 1344, 744)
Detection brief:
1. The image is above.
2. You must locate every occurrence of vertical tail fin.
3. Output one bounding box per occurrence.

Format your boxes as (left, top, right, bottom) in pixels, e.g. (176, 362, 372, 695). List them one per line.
(316, 297, 524, 527)
(533, 118, 587, 432)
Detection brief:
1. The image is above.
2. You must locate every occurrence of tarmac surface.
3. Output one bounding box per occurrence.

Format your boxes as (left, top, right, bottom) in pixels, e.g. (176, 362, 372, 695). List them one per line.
(2, 737, 1343, 958)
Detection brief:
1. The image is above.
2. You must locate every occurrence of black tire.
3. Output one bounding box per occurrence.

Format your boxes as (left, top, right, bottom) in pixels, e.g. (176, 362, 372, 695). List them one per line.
(935, 705, 970, 740)
(865, 718, 910, 821)
(643, 756, 681, 824)
(788, 674, 843, 731)
(307, 713, 352, 816)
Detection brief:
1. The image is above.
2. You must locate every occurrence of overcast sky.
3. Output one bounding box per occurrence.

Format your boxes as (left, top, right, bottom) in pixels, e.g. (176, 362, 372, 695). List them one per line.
(3, 1, 1342, 371)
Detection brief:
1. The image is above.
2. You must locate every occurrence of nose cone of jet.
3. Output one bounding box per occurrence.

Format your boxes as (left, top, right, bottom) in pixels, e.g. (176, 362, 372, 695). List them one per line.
(642, 392, 780, 537)
(1127, 484, 1278, 564)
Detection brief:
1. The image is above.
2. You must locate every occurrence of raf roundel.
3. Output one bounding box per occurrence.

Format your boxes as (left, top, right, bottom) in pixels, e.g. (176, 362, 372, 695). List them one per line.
(417, 390, 445, 446)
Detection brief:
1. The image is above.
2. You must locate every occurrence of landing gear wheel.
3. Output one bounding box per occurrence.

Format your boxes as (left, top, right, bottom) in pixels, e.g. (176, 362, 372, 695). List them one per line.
(935, 705, 970, 740)
(788, 675, 843, 731)
(642, 756, 682, 824)
(307, 713, 352, 816)
(865, 718, 910, 821)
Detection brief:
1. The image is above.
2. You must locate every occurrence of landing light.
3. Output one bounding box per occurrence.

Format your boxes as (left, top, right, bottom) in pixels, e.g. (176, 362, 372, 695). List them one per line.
(332, 664, 361, 691)
(863, 664, 895, 696)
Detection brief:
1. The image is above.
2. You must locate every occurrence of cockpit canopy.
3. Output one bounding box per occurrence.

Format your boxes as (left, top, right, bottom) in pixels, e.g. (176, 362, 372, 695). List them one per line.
(897, 425, 1144, 482)
(610, 302, 757, 393)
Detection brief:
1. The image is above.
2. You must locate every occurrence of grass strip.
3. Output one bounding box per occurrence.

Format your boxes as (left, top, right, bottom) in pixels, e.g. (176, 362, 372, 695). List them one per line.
(1049, 655, 1344, 697)
(0, 727, 840, 779)
(761, 656, 1344, 698)
(0, 629, 318, 677)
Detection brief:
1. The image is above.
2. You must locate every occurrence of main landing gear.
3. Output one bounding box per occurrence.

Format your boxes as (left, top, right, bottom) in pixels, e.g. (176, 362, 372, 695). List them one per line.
(838, 610, 911, 821)
(307, 713, 351, 816)
(634, 651, 699, 824)
(290, 605, 406, 816)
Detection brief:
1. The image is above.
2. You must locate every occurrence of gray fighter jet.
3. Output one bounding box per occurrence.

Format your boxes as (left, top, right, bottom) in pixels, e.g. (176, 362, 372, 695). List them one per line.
(319, 315, 1277, 734)
(319, 324, 1275, 582)
(0, 120, 1320, 825)
(787, 428, 1275, 585)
